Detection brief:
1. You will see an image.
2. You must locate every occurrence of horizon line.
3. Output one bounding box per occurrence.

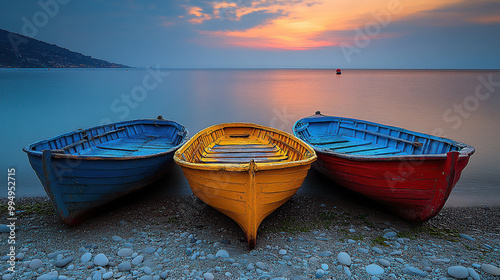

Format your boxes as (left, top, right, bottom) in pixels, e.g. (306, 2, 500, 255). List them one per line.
(2, 67, 499, 71)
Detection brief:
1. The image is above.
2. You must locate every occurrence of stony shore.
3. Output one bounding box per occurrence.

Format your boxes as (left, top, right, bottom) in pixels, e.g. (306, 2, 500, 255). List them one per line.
(1, 193, 499, 280)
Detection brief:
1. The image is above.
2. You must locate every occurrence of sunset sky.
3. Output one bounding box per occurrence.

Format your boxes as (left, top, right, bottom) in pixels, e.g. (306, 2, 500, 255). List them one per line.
(1, 0, 499, 68)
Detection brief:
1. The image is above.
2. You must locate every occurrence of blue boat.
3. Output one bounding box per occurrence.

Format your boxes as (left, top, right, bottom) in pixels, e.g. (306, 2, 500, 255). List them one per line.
(293, 112, 475, 221)
(23, 118, 188, 225)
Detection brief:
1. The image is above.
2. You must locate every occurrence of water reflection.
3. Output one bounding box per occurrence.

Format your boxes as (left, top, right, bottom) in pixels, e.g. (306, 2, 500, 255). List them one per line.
(1, 69, 498, 206)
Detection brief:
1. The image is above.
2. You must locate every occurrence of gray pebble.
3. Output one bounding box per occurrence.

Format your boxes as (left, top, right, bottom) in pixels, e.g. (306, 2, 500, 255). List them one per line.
(337, 252, 351, 266)
(81, 252, 92, 263)
(117, 248, 133, 257)
(403, 266, 427, 277)
(160, 270, 169, 279)
(315, 269, 324, 278)
(371, 247, 384, 254)
(132, 255, 144, 265)
(93, 253, 109, 266)
(37, 271, 58, 280)
(357, 248, 369, 254)
(93, 271, 103, 280)
(54, 256, 74, 268)
(366, 264, 384, 275)
(482, 263, 500, 276)
(378, 259, 391, 267)
(389, 250, 402, 255)
(15, 252, 25, 260)
(118, 261, 132, 271)
(448, 266, 469, 278)
(256, 261, 267, 270)
(203, 272, 214, 280)
(467, 267, 480, 280)
(383, 231, 397, 238)
(143, 247, 156, 254)
(458, 234, 475, 241)
(344, 266, 352, 277)
(215, 249, 229, 258)
(29, 258, 43, 270)
(47, 250, 71, 259)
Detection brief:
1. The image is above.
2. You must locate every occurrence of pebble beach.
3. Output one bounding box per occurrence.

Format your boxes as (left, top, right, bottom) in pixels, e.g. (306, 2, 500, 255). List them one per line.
(1, 190, 499, 280)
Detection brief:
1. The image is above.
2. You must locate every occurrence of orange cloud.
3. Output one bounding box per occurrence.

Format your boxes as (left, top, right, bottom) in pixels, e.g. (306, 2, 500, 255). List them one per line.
(185, 6, 212, 24)
(187, 0, 482, 50)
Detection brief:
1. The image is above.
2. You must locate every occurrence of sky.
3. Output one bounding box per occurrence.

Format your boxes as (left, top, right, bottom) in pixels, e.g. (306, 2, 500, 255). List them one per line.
(1, 0, 499, 69)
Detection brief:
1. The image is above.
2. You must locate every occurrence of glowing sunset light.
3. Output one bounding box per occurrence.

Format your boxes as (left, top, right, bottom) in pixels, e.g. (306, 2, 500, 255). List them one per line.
(185, 0, 471, 50)
(1, 0, 498, 68)
(186, 6, 212, 24)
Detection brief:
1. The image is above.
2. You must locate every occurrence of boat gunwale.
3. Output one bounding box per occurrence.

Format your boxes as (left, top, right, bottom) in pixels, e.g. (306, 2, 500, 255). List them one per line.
(23, 119, 189, 160)
(293, 114, 475, 162)
(174, 122, 317, 172)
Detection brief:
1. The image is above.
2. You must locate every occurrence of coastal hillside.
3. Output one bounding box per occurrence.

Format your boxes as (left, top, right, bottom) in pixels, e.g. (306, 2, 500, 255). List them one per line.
(0, 29, 128, 68)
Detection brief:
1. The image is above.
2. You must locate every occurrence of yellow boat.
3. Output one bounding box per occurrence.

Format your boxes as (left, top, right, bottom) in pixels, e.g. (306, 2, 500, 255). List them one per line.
(174, 123, 317, 248)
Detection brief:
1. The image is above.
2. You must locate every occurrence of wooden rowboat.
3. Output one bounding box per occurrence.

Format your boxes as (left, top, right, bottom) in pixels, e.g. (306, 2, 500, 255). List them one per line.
(174, 123, 316, 248)
(23, 118, 188, 225)
(293, 112, 475, 221)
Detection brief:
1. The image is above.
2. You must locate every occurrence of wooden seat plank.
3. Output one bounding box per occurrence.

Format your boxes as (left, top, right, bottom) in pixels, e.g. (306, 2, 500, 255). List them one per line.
(307, 135, 348, 145)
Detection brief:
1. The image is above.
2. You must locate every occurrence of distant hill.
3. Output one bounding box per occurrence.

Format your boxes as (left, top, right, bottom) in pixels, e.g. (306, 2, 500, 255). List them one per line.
(0, 29, 129, 68)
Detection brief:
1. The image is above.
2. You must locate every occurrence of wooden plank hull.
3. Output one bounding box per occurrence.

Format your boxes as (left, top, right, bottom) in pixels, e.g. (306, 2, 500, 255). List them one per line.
(294, 113, 475, 221)
(174, 123, 316, 248)
(23, 119, 188, 225)
(314, 151, 470, 221)
(180, 164, 311, 246)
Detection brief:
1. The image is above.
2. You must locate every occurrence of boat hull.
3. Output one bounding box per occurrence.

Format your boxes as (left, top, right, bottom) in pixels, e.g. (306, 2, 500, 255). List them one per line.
(294, 113, 474, 221)
(24, 119, 187, 225)
(27, 152, 174, 225)
(180, 163, 311, 247)
(174, 123, 316, 248)
(314, 151, 469, 221)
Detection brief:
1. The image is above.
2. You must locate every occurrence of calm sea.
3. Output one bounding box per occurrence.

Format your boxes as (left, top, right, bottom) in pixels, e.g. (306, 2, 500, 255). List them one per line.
(1, 68, 499, 206)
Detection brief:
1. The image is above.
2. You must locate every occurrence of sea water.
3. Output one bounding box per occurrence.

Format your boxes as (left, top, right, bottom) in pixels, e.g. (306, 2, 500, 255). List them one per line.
(1, 68, 499, 206)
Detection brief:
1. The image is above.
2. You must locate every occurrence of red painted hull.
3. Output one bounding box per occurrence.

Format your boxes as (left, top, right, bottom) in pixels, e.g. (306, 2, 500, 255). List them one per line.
(314, 151, 471, 221)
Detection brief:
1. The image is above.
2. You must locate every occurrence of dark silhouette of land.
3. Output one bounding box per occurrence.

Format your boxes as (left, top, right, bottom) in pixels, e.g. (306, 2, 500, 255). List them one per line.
(0, 29, 129, 68)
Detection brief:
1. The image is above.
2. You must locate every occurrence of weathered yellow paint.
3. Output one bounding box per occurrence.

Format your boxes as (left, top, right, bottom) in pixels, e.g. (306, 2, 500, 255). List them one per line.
(174, 123, 317, 248)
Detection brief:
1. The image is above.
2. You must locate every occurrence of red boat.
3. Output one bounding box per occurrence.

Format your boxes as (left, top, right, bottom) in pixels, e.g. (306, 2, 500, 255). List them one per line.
(293, 112, 475, 221)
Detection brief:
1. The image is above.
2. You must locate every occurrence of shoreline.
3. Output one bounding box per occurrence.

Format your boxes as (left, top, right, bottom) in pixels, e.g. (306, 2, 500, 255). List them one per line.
(1, 193, 499, 279)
